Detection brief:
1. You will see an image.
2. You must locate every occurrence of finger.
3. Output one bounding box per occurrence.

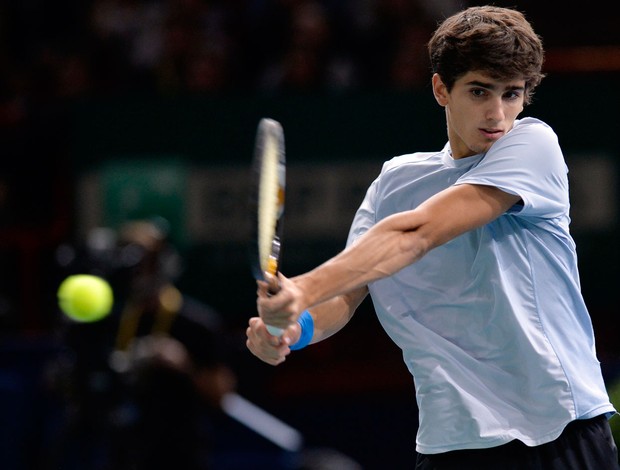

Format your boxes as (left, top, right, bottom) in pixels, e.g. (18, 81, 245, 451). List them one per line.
(265, 329, 283, 346)
(263, 272, 280, 294)
(245, 336, 288, 366)
(246, 317, 290, 362)
(256, 280, 270, 297)
(281, 322, 301, 347)
(249, 317, 282, 345)
(246, 337, 274, 365)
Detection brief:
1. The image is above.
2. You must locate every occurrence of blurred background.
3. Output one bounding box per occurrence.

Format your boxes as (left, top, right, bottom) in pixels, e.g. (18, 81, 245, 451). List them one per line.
(0, 0, 619, 468)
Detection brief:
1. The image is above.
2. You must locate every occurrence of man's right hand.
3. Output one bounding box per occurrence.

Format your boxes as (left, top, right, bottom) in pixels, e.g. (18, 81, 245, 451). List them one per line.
(245, 316, 301, 366)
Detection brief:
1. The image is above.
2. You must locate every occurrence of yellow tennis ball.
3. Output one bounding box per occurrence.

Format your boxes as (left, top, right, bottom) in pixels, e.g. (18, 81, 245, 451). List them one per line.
(57, 274, 114, 323)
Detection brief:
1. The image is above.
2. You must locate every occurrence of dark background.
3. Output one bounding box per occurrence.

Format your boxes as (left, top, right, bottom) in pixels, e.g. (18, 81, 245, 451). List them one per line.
(0, 1, 619, 468)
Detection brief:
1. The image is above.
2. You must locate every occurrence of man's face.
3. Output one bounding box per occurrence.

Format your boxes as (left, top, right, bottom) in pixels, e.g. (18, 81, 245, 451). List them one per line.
(432, 71, 526, 159)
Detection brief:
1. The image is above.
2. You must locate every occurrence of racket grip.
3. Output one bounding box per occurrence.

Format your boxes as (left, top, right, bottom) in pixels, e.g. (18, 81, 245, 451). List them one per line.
(266, 324, 284, 337)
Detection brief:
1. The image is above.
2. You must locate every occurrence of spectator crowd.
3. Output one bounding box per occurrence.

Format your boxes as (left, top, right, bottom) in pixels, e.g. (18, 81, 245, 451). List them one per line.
(0, 0, 461, 109)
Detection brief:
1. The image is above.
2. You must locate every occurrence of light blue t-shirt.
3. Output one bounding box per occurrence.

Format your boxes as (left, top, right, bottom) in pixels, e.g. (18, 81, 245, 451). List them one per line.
(347, 118, 615, 454)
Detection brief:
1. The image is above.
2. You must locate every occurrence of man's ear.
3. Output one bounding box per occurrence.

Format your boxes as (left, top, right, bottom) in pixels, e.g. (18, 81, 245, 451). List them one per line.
(432, 73, 449, 106)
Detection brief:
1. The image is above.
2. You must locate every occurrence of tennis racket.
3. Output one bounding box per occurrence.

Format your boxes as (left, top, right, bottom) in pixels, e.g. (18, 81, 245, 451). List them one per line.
(249, 118, 286, 337)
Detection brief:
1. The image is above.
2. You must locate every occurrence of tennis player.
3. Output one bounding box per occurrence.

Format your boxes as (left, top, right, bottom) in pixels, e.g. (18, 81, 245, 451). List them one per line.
(246, 6, 618, 469)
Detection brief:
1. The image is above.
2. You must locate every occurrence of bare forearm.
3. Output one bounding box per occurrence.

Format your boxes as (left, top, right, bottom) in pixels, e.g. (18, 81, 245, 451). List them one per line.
(247, 285, 367, 366)
(295, 213, 429, 309)
(294, 184, 519, 310)
(258, 184, 519, 332)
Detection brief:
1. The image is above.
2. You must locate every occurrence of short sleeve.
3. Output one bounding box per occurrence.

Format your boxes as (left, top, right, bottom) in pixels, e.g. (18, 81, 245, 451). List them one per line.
(455, 118, 569, 219)
(346, 170, 381, 247)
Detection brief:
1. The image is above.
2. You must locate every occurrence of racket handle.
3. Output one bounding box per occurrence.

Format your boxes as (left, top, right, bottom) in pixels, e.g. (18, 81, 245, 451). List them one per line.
(266, 324, 284, 337)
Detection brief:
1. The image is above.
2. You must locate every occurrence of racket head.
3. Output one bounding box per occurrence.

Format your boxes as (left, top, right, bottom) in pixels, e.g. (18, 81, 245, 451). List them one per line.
(249, 118, 286, 285)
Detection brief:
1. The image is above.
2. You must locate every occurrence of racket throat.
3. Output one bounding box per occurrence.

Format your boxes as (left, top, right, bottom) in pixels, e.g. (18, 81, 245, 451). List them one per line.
(267, 237, 281, 276)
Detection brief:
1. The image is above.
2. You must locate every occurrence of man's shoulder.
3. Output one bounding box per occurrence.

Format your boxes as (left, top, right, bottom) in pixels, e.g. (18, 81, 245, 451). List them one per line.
(512, 117, 557, 139)
(493, 117, 561, 157)
(382, 149, 444, 172)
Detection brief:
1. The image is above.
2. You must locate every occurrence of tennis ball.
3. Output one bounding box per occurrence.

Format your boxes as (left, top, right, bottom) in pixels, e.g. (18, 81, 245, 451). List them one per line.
(57, 274, 114, 323)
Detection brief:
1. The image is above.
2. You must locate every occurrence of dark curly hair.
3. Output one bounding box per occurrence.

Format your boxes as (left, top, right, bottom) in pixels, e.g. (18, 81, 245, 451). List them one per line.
(428, 6, 545, 104)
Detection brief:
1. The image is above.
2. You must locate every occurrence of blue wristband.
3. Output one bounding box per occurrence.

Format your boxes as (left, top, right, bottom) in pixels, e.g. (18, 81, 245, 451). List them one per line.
(290, 310, 314, 350)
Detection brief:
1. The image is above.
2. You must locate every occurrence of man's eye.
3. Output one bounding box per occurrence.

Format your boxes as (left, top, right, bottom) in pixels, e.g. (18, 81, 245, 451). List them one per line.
(471, 88, 486, 97)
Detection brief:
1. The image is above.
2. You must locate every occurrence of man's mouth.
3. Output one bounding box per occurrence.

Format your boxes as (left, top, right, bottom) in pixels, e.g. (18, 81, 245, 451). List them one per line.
(479, 128, 504, 140)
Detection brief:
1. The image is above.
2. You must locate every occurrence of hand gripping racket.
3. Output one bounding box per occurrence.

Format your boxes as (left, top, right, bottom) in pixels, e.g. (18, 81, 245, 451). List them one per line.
(250, 118, 286, 336)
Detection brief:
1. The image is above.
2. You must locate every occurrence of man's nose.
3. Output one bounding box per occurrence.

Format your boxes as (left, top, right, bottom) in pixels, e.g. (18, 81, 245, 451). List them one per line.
(485, 97, 505, 122)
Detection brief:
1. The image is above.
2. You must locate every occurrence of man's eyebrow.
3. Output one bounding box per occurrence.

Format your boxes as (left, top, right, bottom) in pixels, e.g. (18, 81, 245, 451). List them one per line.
(466, 80, 525, 92)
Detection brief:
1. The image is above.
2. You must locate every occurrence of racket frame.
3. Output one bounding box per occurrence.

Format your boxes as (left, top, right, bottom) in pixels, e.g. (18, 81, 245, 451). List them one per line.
(249, 118, 286, 336)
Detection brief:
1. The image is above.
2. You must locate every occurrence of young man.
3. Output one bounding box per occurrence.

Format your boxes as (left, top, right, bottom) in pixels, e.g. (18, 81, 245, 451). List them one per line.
(246, 6, 618, 469)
